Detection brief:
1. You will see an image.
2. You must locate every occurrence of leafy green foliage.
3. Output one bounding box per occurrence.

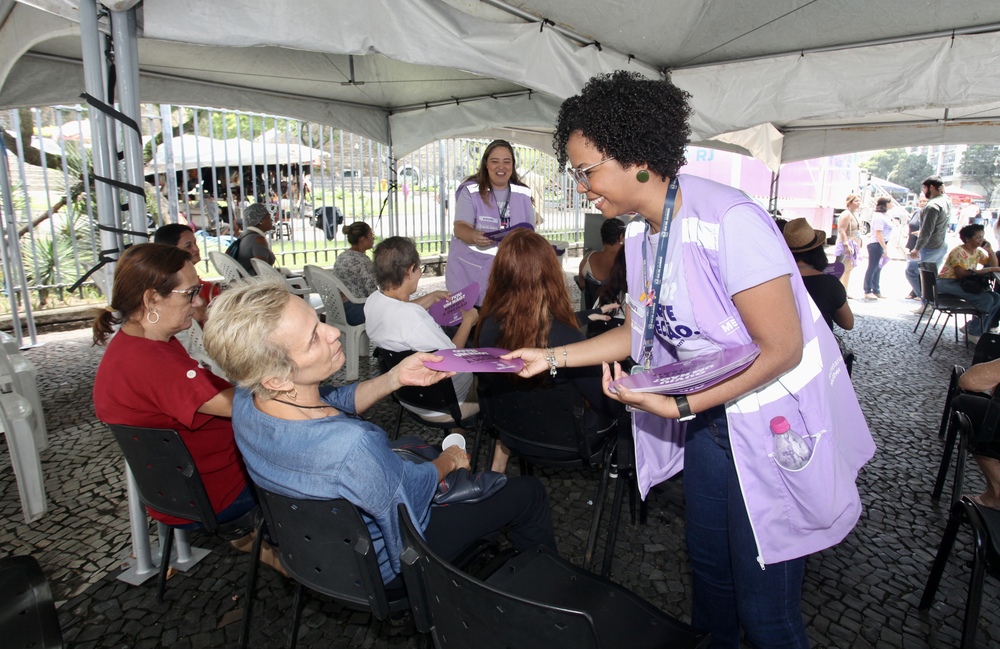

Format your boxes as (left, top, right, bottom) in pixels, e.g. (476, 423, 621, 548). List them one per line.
(893, 154, 935, 194)
(860, 149, 906, 180)
(959, 144, 1000, 204)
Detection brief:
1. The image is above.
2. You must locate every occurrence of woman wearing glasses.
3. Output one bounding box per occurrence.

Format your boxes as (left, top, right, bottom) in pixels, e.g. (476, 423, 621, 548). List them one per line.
(446, 140, 535, 306)
(506, 71, 874, 649)
(92, 244, 282, 572)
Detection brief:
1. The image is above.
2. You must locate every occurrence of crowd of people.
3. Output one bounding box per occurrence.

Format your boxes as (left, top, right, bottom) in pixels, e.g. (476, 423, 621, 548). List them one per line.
(106, 70, 1000, 649)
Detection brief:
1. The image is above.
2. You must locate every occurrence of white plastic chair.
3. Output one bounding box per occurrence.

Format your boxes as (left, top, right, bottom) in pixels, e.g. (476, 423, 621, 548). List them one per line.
(0, 391, 47, 523)
(0, 330, 20, 356)
(251, 259, 325, 315)
(303, 265, 369, 381)
(0, 349, 48, 451)
(209, 250, 251, 285)
(175, 320, 229, 381)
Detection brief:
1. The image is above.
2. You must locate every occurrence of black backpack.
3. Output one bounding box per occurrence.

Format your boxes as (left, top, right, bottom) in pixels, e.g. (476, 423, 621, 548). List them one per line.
(224, 232, 251, 259)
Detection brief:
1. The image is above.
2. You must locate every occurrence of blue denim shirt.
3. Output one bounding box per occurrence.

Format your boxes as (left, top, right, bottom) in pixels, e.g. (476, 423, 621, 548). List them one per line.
(232, 384, 438, 582)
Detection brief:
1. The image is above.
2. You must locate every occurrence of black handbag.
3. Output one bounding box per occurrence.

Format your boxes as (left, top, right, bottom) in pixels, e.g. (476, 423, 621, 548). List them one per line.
(960, 274, 992, 294)
(392, 437, 508, 506)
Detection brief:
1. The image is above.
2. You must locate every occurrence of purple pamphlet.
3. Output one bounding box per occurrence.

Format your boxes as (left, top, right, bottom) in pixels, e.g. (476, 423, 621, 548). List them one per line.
(423, 348, 524, 373)
(483, 222, 534, 243)
(879, 255, 890, 269)
(823, 262, 845, 279)
(427, 282, 478, 327)
(610, 343, 761, 395)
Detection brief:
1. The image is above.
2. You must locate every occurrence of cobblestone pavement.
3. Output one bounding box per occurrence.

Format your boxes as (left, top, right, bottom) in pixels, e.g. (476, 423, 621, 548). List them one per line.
(1, 265, 998, 648)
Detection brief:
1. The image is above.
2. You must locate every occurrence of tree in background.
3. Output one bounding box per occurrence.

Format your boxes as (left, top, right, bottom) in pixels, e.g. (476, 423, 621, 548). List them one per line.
(893, 154, 935, 194)
(861, 149, 906, 180)
(960, 144, 1000, 206)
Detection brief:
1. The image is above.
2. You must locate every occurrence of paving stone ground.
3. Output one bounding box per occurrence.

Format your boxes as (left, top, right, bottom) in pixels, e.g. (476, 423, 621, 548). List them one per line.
(1, 258, 998, 648)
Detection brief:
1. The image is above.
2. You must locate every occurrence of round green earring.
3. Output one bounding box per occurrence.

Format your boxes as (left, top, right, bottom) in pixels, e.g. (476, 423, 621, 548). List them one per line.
(636, 169, 650, 183)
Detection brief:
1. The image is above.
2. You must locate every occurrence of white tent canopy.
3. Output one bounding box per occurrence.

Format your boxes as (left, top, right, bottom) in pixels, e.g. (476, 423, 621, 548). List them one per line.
(3, 0, 1000, 171)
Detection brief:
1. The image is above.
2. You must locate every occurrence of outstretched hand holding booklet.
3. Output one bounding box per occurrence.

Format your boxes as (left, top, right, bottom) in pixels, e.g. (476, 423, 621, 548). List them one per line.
(423, 348, 524, 373)
(609, 343, 761, 395)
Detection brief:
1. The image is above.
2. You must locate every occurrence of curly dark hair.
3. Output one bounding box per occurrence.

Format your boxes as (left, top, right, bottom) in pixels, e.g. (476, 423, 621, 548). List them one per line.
(554, 70, 693, 180)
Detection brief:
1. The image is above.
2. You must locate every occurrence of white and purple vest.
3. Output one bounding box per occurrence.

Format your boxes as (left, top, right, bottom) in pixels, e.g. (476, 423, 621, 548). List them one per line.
(625, 174, 875, 567)
(446, 181, 533, 305)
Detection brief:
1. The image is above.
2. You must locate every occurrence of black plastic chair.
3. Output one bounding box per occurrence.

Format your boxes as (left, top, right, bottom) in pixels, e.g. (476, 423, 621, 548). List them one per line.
(920, 495, 1000, 649)
(475, 373, 616, 570)
(932, 389, 1000, 506)
(109, 424, 255, 603)
(373, 347, 478, 439)
(397, 504, 710, 649)
(914, 262, 983, 355)
(937, 365, 968, 442)
(972, 332, 1000, 364)
(240, 489, 409, 649)
(0, 555, 63, 649)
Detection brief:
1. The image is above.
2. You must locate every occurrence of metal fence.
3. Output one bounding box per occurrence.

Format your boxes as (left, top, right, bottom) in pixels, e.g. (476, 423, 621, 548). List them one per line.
(0, 104, 587, 318)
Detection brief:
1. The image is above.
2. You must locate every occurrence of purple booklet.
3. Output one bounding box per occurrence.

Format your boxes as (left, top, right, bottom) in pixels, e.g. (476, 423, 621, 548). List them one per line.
(483, 222, 534, 243)
(610, 343, 761, 395)
(823, 262, 845, 279)
(427, 282, 478, 326)
(423, 348, 524, 373)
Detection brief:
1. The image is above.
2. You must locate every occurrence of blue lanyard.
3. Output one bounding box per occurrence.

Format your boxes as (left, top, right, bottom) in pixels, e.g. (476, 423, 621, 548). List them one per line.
(640, 177, 680, 370)
(491, 187, 510, 227)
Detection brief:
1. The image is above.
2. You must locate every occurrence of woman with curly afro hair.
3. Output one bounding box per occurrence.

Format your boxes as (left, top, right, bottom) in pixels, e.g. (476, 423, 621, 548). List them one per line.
(506, 71, 874, 649)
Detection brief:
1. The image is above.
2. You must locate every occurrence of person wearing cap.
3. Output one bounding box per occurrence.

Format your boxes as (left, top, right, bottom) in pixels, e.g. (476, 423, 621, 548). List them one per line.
(863, 198, 893, 300)
(234, 203, 276, 276)
(782, 219, 854, 332)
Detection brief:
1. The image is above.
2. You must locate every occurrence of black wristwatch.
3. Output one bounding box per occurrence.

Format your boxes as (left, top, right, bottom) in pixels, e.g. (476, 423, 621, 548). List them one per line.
(675, 395, 696, 422)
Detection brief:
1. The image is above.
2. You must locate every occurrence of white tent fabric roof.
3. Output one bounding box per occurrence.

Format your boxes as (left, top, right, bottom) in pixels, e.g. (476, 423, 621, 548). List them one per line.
(3, 0, 1000, 170)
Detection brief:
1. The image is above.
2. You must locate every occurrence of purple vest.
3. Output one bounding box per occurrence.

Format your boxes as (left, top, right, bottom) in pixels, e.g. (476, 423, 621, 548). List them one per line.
(446, 181, 533, 305)
(624, 174, 875, 566)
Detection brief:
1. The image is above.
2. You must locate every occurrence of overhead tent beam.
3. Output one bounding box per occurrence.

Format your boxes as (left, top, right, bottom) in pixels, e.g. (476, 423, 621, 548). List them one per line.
(784, 115, 1000, 133)
(674, 21, 1000, 70)
(22, 51, 389, 117)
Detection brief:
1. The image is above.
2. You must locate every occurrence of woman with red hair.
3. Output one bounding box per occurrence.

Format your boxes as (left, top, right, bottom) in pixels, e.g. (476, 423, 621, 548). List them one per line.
(477, 229, 618, 472)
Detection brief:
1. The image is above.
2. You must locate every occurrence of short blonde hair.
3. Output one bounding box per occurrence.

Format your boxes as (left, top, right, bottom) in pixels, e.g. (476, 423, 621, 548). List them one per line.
(845, 193, 860, 207)
(203, 279, 294, 399)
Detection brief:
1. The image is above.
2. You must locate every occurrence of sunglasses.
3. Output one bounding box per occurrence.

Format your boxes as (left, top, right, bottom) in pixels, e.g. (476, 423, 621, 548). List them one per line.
(566, 158, 614, 191)
(171, 285, 202, 303)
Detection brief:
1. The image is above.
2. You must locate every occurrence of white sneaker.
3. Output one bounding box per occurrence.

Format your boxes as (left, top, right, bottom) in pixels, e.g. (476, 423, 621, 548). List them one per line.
(969, 333, 982, 345)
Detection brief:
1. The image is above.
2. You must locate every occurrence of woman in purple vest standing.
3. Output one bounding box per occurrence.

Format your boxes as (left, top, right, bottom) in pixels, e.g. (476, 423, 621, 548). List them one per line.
(505, 71, 874, 649)
(446, 140, 535, 306)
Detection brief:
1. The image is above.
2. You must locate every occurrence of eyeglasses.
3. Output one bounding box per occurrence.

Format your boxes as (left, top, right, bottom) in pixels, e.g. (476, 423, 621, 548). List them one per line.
(566, 158, 614, 191)
(171, 286, 202, 303)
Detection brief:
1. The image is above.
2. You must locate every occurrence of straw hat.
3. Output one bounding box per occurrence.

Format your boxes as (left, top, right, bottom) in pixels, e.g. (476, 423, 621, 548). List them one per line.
(782, 218, 826, 253)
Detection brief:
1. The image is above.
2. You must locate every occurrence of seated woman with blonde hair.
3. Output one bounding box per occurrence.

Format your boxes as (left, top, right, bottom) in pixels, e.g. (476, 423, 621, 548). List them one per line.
(92, 244, 282, 573)
(203, 279, 556, 585)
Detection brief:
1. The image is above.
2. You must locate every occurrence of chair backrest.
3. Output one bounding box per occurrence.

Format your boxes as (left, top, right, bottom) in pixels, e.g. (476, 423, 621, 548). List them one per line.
(303, 265, 350, 326)
(373, 347, 465, 427)
(477, 373, 598, 466)
(973, 333, 1000, 364)
(209, 250, 251, 284)
(0, 555, 63, 649)
(254, 488, 400, 618)
(108, 425, 218, 531)
(918, 263, 939, 305)
(251, 257, 284, 281)
(397, 503, 601, 648)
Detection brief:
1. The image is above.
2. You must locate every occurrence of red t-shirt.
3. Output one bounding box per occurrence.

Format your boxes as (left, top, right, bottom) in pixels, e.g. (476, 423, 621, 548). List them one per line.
(93, 331, 246, 525)
(199, 279, 222, 306)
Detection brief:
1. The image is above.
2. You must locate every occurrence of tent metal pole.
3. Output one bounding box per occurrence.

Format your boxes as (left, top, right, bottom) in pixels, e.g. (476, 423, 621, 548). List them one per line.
(0, 134, 33, 347)
(109, 6, 148, 239)
(79, 0, 121, 293)
(769, 172, 780, 216)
